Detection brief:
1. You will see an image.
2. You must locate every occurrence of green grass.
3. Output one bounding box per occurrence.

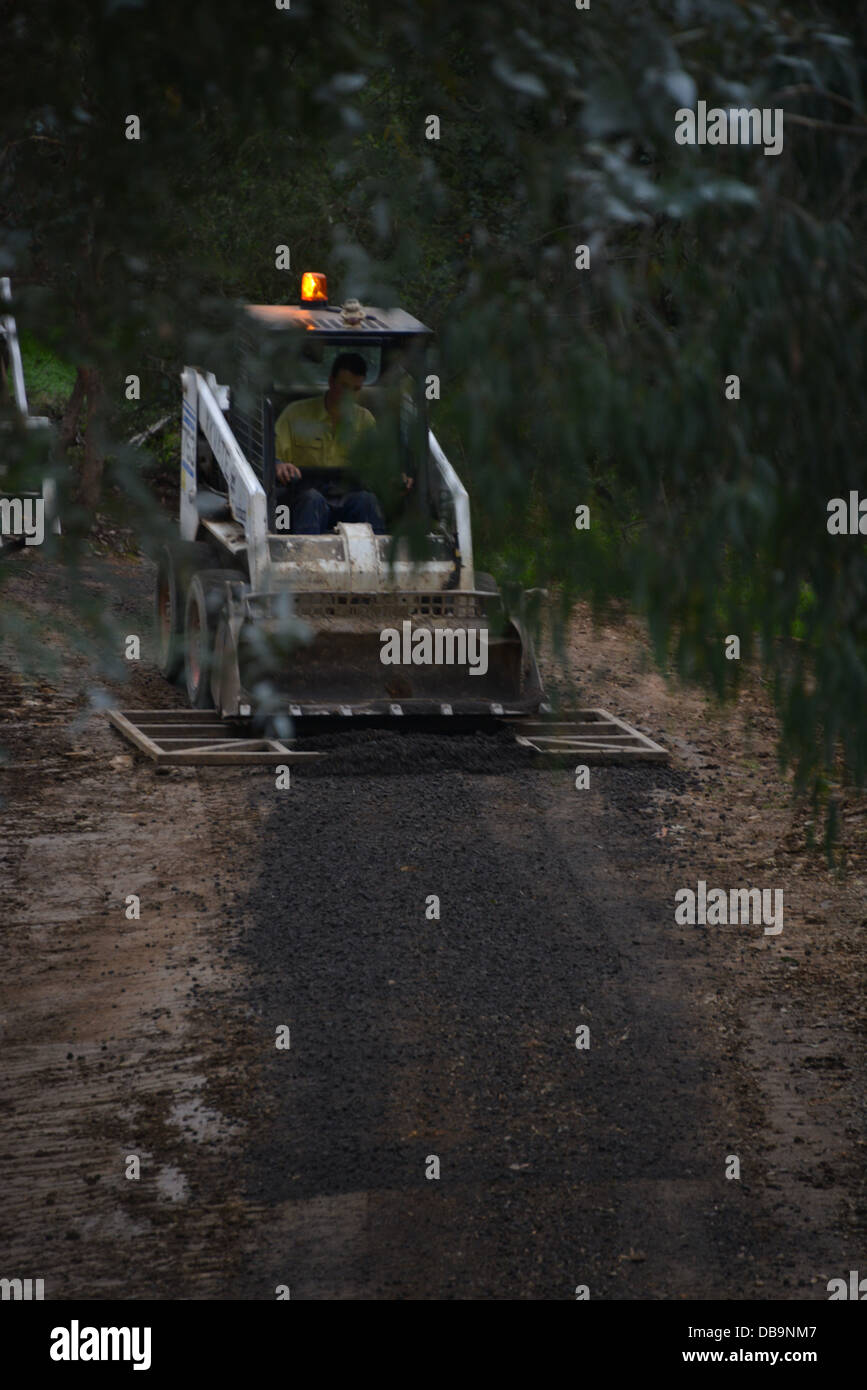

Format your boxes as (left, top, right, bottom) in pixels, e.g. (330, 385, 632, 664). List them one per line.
(18, 332, 76, 415)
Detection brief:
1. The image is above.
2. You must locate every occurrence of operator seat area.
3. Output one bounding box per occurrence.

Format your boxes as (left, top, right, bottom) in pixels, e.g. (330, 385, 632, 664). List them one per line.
(266, 383, 415, 538)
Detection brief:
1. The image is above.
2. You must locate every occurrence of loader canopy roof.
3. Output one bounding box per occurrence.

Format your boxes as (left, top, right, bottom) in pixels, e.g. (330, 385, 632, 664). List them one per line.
(238, 300, 432, 397)
(245, 303, 432, 338)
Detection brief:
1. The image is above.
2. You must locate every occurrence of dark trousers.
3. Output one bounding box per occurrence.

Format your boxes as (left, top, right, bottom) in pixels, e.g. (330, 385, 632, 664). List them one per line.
(277, 486, 386, 536)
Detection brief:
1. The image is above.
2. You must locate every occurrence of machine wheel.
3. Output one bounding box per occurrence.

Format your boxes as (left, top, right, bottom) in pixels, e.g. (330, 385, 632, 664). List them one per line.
(155, 540, 217, 681)
(183, 569, 241, 709)
(474, 571, 500, 594)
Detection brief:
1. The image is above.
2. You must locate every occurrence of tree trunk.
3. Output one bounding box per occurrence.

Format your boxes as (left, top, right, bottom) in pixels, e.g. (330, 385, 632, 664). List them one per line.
(78, 366, 104, 513)
(60, 366, 87, 449)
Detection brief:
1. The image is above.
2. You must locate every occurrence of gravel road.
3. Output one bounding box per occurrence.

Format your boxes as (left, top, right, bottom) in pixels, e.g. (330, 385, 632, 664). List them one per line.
(227, 748, 837, 1299)
(2, 552, 863, 1300)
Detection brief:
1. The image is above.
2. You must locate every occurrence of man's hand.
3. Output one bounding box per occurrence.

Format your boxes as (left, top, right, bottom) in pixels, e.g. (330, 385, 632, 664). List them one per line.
(276, 460, 301, 484)
(401, 472, 414, 492)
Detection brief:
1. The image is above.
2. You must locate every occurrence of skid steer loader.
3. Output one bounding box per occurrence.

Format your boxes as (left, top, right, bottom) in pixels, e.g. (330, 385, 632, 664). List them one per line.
(155, 272, 546, 726)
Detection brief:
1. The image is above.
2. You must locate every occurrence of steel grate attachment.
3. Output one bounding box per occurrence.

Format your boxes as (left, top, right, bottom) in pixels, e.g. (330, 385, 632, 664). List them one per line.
(107, 709, 322, 766)
(505, 708, 668, 763)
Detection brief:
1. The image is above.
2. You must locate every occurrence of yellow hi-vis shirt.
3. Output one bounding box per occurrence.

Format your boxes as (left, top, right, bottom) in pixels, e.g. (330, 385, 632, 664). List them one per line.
(274, 394, 375, 471)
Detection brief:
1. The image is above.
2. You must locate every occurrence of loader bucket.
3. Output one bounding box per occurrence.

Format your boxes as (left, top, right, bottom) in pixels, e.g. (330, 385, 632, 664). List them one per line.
(234, 592, 544, 717)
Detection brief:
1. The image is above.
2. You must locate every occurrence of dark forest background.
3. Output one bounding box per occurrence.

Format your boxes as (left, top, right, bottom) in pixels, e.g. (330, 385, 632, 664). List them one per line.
(1, 0, 866, 829)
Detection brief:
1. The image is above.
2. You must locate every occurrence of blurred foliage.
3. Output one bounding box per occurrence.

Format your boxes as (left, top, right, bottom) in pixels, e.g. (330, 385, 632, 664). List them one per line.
(1, 0, 866, 828)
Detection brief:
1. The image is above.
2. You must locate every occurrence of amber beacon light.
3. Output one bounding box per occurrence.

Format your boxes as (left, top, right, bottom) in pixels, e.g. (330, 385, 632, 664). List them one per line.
(300, 271, 328, 303)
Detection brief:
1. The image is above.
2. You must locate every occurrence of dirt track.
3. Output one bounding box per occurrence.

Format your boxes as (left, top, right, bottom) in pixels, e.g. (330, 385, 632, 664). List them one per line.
(1, 549, 865, 1299)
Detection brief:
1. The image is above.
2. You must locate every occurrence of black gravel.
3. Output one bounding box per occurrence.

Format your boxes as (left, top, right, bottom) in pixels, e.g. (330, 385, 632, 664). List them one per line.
(231, 752, 763, 1299)
(293, 726, 536, 776)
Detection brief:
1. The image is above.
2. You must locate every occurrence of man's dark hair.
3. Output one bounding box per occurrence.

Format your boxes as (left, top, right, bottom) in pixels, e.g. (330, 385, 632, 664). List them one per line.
(330, 351, 367, 381)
